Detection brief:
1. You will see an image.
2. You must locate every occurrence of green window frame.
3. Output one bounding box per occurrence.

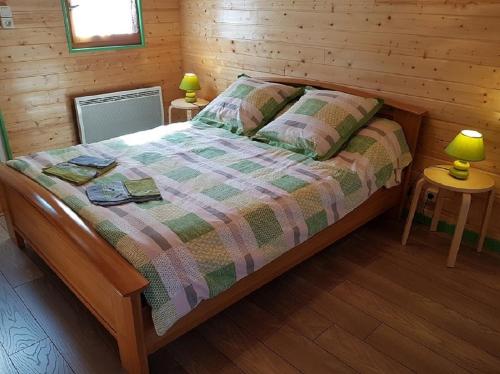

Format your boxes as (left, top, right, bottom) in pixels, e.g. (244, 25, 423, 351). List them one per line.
(61, 0, 145, 53)
(0, 111, 13, 160)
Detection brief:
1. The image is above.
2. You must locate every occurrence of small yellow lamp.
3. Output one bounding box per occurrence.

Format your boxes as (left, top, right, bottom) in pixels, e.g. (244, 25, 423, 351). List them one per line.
(179, 73, 201, 103)
(444, 129, 485, 180)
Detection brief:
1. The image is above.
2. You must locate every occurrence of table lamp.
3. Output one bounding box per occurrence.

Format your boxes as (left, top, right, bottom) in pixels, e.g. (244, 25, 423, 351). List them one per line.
(179, 73, 201, 103)
(444, 129, 485, 180)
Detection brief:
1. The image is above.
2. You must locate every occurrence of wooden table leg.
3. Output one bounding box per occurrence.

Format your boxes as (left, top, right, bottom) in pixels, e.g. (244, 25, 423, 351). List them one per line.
(477, 189, 495, 252)
(447, 193, 471, 267)
(402, 177, 425, 245)
(168, 105, 173, 124)
(430, 188, 444, 232)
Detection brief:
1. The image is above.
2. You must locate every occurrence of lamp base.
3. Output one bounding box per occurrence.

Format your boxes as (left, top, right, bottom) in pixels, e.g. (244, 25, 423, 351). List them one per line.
(184, 91, 197, 103)
(449, 160, 470, 180)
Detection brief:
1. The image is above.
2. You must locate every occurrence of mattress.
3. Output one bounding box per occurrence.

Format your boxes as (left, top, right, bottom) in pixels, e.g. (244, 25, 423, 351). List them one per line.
(7, 119, 411, 335)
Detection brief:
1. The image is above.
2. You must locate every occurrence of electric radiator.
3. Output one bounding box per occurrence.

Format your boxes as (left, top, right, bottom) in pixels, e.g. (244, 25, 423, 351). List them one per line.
(75, 86, 164, 144)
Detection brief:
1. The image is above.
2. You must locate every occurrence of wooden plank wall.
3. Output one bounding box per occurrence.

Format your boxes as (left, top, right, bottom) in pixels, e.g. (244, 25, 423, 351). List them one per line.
(180, 1, 500, 242)
(0, 0, 183, 156)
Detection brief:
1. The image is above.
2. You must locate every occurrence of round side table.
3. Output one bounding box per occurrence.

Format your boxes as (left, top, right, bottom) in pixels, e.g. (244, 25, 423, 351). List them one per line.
(402, 165, 495, 267)
(168, 98, 209, 123)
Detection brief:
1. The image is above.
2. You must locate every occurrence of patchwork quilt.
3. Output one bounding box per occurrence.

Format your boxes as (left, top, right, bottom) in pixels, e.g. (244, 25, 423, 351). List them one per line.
(8, 119, 411, 335)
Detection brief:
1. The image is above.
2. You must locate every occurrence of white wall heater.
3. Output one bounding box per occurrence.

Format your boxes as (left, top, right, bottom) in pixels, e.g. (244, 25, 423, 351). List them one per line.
(75, 86, 164, 144)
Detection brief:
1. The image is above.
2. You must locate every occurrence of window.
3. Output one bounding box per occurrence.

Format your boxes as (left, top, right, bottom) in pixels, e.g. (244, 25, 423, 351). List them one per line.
(61, 0, 145, 52)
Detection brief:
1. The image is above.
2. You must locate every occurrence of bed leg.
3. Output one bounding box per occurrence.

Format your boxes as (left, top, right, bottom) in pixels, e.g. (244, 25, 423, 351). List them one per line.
(13, 231, 26, 249)
(0, 183, 25, 249)
(114, 293, 149, 374)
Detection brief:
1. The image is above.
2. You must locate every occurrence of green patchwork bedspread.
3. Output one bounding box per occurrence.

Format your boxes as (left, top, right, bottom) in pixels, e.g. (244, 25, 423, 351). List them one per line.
(7, 119, 411, 335)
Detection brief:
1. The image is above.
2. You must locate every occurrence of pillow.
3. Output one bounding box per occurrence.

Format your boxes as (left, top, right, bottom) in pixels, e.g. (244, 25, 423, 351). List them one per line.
(274, 98, 299, 119)
(341, 117, 412, 188)
(253, 89, 383, 160)
(193, 76, 304, 136)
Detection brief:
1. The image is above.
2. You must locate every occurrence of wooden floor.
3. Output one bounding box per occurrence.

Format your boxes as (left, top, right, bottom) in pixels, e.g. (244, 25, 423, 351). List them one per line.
(1, 215, 500, 373)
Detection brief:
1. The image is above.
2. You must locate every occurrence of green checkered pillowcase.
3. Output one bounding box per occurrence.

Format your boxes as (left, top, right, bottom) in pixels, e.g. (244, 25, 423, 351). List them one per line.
(193, 76, 304, 136)
(254, 90, 383, 160)
(343, 117, 412, 187)
(274, 98, 299, 119)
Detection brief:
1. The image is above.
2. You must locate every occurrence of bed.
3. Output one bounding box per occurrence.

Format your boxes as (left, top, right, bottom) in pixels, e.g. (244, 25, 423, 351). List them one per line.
(0, 78, 425, 373)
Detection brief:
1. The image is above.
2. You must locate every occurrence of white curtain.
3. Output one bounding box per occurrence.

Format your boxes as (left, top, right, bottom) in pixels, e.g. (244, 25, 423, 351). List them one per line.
(69, 0, 138, 40)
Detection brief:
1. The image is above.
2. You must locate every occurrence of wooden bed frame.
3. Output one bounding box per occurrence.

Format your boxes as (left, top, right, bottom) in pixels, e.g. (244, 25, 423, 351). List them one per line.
(0, 78, 425, 373)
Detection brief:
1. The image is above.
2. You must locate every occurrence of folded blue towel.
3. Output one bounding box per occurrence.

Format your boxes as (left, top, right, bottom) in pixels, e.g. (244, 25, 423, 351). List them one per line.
(69, 155, 116, 169)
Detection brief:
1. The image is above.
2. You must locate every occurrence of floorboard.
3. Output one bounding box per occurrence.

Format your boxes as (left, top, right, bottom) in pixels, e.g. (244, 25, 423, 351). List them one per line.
(9, 338, 73, 374)
(336, 252, 500, 359)
(163, 330, 242, 374)
(199, 313, 300, 374)
(316, 324, 412, 374)
(1, 215, 500, 373)
(0, 272, 46, 356)
(263, 324, 356, 373)
(0, 239, 43, 288)
(357, 226, 500, 310)
(368, 254, 500, 332)
(0, 344, 16, 374)
(366, 324, 468, 374)
(332, 280, 500, 373)
(227, 300, 356, 373)
(367, 222, 500, 291)
(249, 276, 333, 340)
(0, 225, 44, 289)
(15, 277, 122, 374)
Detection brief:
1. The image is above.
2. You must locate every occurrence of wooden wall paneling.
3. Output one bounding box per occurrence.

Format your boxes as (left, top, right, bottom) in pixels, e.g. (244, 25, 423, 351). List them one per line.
(2, 0, 500, 244)
(0, 0, 183, 156)
(180, 1, 500, 243)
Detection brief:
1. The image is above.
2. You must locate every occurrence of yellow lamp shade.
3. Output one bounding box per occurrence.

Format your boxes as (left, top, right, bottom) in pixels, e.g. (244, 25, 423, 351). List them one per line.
(445, 130, 485, 162)
(445, 130, 485, 180)
(179, 73, 201, 91)
(179, 73, 201, 103)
